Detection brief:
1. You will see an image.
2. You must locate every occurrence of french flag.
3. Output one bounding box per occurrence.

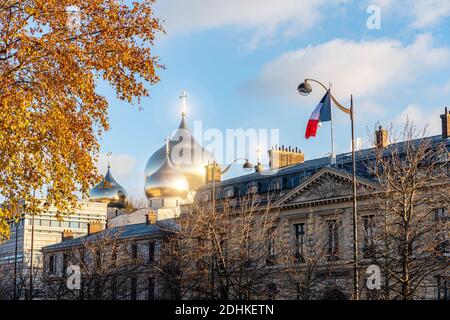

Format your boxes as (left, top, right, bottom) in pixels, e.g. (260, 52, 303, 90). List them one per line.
(305, 91, 332, 139)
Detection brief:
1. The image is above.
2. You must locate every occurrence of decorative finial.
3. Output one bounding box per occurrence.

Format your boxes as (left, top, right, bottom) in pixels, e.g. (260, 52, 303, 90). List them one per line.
(179, 90, 188, 117)
(106, 152, 112, 169)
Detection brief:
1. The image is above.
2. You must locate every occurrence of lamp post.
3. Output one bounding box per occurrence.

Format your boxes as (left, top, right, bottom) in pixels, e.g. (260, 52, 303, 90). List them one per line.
(297, 78, 359, 300)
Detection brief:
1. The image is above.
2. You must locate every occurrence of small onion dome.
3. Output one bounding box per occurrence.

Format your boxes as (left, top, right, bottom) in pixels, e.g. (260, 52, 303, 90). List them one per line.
(145, 144, 190, 199)
(144, 112, 214, 190)
(90, 166, 128, 208)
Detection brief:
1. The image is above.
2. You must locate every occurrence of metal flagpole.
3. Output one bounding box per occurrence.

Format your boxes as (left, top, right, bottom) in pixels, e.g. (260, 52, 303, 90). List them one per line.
(329, 85, 336, 165)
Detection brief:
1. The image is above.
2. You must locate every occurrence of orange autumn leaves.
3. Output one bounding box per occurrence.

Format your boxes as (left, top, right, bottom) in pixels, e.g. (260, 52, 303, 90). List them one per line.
(0, 0, 163, 238)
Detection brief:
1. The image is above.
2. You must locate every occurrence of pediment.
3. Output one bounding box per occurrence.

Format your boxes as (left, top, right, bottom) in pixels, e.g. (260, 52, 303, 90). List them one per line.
(276, 167, 378, 207)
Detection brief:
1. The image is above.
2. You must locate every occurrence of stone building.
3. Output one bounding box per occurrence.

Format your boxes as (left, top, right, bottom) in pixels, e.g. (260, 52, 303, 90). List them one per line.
(39, 105, 449, 300)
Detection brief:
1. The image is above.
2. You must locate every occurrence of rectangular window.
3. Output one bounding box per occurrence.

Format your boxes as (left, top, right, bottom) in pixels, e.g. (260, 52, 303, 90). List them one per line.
(62, 254, 68, 275)
(130, 278, 137, 300)
(132, 244, 138, 260)
(294, 223, 305, 263)
(437, 276, 450, 300)
(111, 276, 117, 300)
(247, 184, 258, 194)
(363, 215, 375, 259)
(148, 277, 155, 300)
(48, 255, 56, 274)
(327, 220, 339, 260)
(148, 242, 155, 263)
(270, 180, 281, 191)
(266, 227, 276, 266)
(224, 189, 234, 198)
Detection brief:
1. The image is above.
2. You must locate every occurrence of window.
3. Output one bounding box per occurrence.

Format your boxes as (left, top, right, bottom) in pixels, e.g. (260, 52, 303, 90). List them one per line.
(246, 184, 258, 194)
(48, 255, 56, 274)
(62, 254, 68, 275)
(437, 276, 450, 300)
(266, 227, 276, 266)
(363, 215, 376, 259)
(435, 208, 449, 255)
(50, 220, 59, 228)
(132, 244, 138, 260)
(69, 221, 80, 229)
(111, 276, 117, 300)
(294, 223, 305, 263)
(202, 192, 210, 202)
(130, 278, 138, 300)
(148, 277, 155, 300)
(435, 207, 448, 220)
(327, 220, 339, 260)
(224, 188, 234, 198)
(148, 242, 155, 263)
(270, 180, 281, 191)
(60, 221, 69, 228)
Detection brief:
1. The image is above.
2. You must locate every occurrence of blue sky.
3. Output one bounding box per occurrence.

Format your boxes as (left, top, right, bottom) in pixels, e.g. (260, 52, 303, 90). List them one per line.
(97, 0, 450, 199)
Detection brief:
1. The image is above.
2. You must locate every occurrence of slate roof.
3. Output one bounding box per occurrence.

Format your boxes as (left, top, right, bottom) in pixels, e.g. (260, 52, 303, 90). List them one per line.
(197, 135, 449, 200)
(42, 221, 176, 252)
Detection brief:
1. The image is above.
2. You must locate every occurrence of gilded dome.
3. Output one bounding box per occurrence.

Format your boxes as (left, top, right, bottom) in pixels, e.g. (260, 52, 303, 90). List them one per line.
(144, 144, 190, 199)
(90, 166, 128, 208)
(144, 113, 214, 190)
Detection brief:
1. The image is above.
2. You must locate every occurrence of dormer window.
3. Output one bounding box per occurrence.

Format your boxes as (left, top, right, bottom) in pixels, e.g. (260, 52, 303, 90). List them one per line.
(247, 183, 258, 194)
(270, 180, 281, 191)
(224, 188, 234, 198)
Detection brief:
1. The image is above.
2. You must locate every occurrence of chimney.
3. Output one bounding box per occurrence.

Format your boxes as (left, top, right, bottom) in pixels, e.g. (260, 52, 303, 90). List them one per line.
(87, 221, 103, 235)
(61, 229, 74, 242)
(204, 161, 221, 184)
(145, 210, 157, 225)
(268, 145, 305, 170)
(441, 107, 450, 139)
(375, 126, 389, 149)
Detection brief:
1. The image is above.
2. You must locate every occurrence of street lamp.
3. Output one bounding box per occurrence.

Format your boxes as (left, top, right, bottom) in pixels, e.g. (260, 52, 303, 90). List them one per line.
(297, 78, 359, 300)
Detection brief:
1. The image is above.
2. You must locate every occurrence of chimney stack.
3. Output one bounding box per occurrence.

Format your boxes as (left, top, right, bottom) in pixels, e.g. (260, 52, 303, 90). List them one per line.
(145, 210, 157, 225)
(268, 145, 305, 170)
(62, 229, 74, 242)
(441, 107, 450, 139)
(87, 221, 104, 235)
(375, 126, 389, 149)
(204, 161, 222, 184)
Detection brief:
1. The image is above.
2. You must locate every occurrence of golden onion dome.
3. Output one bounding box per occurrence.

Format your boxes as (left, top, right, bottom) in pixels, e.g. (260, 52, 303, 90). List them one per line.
(90, 165, 128, 208)
(144, 113, 214, 190)
(144, 143, 190, 199)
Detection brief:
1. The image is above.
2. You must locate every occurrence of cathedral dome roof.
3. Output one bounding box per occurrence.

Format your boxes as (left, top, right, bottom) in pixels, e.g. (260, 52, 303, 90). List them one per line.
(144, 112, 214, 191)
(144, 142, 190, 199)
(90, 166, 128, 208)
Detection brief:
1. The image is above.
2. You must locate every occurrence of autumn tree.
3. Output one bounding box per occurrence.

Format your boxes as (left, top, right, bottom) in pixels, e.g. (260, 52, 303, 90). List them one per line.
(0, 0, 163, 238)
(159, 194, 282, 300)
(367, 123, 450, 300)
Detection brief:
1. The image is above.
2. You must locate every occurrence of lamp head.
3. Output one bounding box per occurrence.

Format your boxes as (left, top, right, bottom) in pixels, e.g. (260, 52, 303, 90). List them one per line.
(297, 81, 312, 96)
(242, 159, 253, 171)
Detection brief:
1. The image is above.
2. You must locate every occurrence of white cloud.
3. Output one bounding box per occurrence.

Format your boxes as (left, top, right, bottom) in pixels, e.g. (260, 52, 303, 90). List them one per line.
(243, 34, 450, 105)
(156, 0, 345, 46)
(410, 0, 450, 28)
(394, 104, 442, 135)
(96, 153, 136, 182)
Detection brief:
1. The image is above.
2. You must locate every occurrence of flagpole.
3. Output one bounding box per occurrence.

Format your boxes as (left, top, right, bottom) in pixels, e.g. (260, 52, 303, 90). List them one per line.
(329, 88, 336, 165)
